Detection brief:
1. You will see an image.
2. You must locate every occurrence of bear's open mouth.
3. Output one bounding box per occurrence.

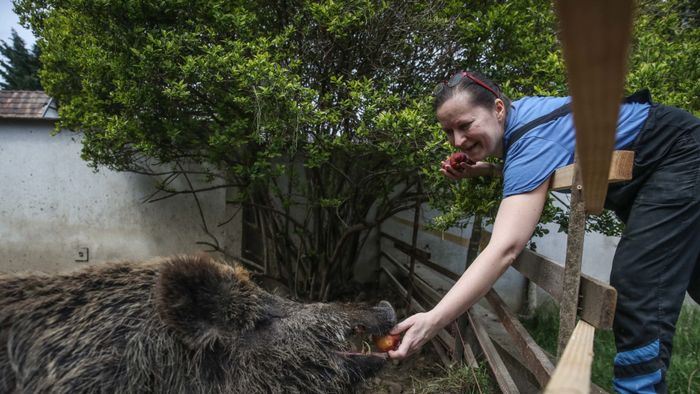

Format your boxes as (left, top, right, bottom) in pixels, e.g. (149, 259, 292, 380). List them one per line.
(336, 324, 395, 359)
(334, 300, 396, 360)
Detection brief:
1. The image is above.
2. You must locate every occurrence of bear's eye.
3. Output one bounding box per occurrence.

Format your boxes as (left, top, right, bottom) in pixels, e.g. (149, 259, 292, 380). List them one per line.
(256, 306, 286, 328)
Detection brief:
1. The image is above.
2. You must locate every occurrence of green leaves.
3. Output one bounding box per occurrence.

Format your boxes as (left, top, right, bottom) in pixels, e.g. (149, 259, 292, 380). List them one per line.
(15, 0, 699, 297)
(628, 0, 700, 114)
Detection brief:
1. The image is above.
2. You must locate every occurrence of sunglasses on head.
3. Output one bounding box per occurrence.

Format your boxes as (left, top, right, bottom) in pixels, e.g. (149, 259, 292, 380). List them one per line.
(433, 71, 499, 98)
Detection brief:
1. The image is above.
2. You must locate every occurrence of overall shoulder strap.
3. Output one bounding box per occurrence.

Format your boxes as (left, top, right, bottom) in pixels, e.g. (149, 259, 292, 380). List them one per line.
(504, 90, 652, 161)
(623, 88, 652, 104)
(504, 103, 572, 160)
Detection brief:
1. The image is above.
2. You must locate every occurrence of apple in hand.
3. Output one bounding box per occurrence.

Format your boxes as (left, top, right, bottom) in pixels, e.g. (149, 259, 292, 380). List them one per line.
(373, 334, 401, 352)
(448, 152, 475, 170)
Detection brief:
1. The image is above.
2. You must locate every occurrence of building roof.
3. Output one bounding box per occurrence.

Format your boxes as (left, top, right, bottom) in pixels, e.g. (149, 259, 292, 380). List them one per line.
(0, 91, 58, 119)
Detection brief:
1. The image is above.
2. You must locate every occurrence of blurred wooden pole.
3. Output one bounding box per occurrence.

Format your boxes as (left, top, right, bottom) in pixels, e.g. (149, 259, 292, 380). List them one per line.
(554, 0, 635, 214)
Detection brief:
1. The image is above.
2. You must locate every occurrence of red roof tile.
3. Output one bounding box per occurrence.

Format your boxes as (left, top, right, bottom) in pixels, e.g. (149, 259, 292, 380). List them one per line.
(0, 90, 57, 119)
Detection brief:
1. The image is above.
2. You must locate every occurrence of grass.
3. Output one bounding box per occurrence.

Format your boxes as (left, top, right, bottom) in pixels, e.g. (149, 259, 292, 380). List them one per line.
(410, 362, 496, 394)
(522, 302, 700, 393)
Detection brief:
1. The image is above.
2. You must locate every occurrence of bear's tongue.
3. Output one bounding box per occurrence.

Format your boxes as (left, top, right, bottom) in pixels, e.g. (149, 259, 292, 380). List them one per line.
(338, 351, 389, 359)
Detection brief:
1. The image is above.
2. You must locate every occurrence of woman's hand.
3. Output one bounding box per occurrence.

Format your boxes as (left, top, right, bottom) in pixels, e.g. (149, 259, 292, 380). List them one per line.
(440, 158, 494, 180)
(386, 311, 443, 360)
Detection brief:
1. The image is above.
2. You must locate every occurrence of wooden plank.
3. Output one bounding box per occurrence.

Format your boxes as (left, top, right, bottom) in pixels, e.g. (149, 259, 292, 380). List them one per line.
(429, 335, 452, 370)
(380, 231, 431, 261)
(382, 250, 610, 392)
(554, 0, 635, 214)
(403, 272, 478, 367)
(390, 216, 470, 247)
(550, 150, 634, 191)
(491, 336, 549, 393)
(395, 231, 616, 329)
(406, 202, 422, 308)
(558, 160, 586, 356)
(454, 314, 472, 366)
(468, 310, 520, 394)
(380, 265, 453, 368)
(483, 314, 609, 394)
(480, 301, 609, 394)
(512, 251, 564, 300)
(380, 251, 447, 304)
(484, 289, 555, 388)
(579, 276, 617, 331)
(380, 253, 474, 365)
(380, 252, 475, 363)
(476, 303, 552, 392)
(544, 320, 596, 394)
(455, 217, 483, 365)
(392, 241, 461, 281)
(388, 228, 613, 329)
(481, 231, 617, 330)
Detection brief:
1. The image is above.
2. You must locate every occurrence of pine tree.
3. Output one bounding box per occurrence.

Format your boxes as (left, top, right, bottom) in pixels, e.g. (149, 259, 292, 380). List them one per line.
(0, 29, 42, 90)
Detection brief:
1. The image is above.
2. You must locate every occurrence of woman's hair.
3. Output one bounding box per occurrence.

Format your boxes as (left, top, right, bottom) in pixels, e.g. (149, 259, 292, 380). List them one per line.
(433, 70, 511, 112)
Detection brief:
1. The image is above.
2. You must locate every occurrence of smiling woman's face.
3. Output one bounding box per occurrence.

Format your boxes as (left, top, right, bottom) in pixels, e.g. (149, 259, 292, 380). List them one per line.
(436, 92, 507, 162)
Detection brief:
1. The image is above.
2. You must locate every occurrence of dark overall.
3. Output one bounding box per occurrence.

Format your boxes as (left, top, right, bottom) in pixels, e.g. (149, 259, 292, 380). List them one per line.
(507, 91, 700, 393)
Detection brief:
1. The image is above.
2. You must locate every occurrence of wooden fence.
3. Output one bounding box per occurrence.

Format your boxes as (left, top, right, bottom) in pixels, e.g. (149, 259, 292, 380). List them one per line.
(378, 149, 631, 392)
(379, 1, 638, 391)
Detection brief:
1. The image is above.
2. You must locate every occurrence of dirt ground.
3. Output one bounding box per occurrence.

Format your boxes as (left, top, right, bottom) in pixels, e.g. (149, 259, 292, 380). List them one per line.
(359, 348, 447, 394)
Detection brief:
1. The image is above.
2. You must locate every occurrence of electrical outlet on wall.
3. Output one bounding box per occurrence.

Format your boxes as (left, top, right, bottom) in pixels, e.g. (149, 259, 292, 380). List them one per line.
(75, 247, 89, 262)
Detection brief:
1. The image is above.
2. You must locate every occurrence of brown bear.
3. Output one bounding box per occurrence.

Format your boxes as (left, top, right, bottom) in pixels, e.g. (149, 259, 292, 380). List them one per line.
(0, 255, 396, 393)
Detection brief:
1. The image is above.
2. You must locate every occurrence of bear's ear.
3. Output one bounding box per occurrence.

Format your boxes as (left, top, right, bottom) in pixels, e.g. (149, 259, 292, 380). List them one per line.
(154, 255, 265, 347)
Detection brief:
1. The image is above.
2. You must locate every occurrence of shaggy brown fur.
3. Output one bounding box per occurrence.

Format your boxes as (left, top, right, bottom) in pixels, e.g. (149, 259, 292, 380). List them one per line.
(0, 255, 396, 394)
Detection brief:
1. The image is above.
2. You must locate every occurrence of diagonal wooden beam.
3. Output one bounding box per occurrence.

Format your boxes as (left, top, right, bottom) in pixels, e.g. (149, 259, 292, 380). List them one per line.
(379, 263, 453, 368)
(468, 309, 521, 394)
(380, 251, 476, 365)
(554, 0, 636, 214)
(484, 289, 556, 388)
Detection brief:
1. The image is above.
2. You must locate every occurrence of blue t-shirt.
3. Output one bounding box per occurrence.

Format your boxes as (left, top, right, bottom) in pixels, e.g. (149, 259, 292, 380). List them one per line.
(502, 96, 650, 197)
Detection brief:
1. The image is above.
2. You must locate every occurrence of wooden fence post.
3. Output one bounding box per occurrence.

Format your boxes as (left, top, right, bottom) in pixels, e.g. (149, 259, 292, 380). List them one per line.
(454, 215, 482, 363)
(406, 194, 421, 309)
(557, 159, 586, 356)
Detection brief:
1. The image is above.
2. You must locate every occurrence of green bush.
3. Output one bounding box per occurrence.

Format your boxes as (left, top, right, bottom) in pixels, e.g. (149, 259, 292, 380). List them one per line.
(14, 0, 699, 299)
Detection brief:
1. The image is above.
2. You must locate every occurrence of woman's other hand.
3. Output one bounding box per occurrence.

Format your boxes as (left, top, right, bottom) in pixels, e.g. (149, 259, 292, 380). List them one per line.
(440, 158, 494, 180)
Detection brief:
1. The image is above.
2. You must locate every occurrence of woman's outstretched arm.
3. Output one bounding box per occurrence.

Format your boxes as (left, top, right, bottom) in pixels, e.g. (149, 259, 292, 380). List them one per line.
(388, 177, 550, 359)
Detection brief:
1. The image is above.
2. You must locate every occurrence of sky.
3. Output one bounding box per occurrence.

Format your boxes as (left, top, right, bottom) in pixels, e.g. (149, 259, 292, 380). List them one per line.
(1, 0, 37, 49)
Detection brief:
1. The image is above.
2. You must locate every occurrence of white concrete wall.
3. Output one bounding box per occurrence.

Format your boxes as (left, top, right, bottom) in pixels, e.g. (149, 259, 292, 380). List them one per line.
(530, 192, 619, 283)
(0, 119, 241, 273)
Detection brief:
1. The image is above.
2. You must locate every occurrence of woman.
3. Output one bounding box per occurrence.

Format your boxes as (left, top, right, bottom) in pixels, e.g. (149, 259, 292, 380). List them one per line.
(388, 71, 700, 393)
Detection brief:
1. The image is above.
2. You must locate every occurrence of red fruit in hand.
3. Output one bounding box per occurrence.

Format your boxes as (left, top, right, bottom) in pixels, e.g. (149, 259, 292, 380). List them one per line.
(374, 334, 401, 352)
(448, 152, 474, 169)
